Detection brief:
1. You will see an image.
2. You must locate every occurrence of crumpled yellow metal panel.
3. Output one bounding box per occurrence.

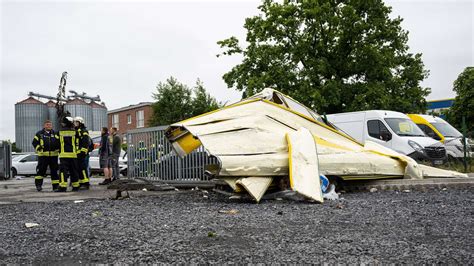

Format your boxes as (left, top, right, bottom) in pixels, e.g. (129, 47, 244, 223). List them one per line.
(165, 89, 467, 186)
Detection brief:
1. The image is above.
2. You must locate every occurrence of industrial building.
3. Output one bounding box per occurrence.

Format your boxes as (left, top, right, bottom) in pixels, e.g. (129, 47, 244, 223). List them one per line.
(107, 102, 153, 143)
(15, 93, 107, 152)
(426, 98, 455, 118)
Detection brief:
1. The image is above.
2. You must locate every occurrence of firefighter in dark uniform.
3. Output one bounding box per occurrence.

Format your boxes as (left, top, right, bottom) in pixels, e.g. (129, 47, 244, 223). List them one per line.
(57, 116, 80, 192)
(31, 120, 60, 191)
(74, 116, 90, 189)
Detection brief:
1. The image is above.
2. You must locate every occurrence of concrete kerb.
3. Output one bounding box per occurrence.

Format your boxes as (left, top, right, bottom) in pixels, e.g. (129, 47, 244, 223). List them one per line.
(341, 177, 474, 192)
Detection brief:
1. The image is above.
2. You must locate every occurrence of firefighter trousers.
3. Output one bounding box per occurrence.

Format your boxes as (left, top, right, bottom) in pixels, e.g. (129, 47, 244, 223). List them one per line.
(59, 158, 80, 190)
(77, 156, 90, 187)
(35, 156, 59, 189)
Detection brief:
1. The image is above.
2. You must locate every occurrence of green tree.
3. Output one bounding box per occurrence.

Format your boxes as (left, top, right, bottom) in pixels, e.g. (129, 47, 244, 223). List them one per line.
(447, 67, 474, 134)
(150, 77, 192, 126)
(4, 140, 21, 153)
(191, 79, 221, 117)
(150, 77, 221, 126)
(11, 142, 21, 153)
(217, 0, 430, 114)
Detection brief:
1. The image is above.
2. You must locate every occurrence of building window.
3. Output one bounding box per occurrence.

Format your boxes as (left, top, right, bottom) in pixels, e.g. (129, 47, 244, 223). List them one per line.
(127, 114, 132, 124)
(136, 110, 144, 128)
(112, 114, 119, 129)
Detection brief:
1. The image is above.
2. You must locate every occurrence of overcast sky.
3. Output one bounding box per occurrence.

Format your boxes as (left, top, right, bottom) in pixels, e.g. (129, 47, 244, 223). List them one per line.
(1, 0, 473, 141)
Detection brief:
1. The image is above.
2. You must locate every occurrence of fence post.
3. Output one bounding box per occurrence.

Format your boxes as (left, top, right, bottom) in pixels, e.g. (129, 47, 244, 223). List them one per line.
(462, 116, 467, 173)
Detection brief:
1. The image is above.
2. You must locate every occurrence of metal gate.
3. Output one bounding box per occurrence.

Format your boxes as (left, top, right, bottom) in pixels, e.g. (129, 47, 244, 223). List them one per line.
(126, 126, 217, 183)
(0, 141, 12, 180)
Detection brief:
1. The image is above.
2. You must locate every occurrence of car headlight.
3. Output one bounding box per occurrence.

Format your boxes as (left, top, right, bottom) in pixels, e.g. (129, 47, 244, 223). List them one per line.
(408, 140, 424, 152)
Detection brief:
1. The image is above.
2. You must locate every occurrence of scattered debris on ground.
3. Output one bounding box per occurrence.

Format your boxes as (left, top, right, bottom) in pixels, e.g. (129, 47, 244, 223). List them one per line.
(24, 223, 39, 228)
(218, 209, 239, 214)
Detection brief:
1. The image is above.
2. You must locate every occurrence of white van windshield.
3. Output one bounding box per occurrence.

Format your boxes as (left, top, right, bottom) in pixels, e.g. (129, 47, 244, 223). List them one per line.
(432, 122, 462, 138)
(384, 118, 426, 137)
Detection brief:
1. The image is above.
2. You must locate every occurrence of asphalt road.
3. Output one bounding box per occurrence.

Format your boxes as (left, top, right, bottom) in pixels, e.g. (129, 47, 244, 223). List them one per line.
(0, 188, 472, 264)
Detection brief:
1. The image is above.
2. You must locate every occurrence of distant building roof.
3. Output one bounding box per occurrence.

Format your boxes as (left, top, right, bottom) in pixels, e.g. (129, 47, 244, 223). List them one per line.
(107, 102, 153, 114)
(16, 97, 44, 105)
(66, 98, 88, 105)
(89, 101, 107, 109)
(427, 98, 455, 110)
(45, 100, 56, 107)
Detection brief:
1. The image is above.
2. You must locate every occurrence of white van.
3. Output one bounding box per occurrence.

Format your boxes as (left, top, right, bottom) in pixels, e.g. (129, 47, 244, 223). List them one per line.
(327, 110, 447, 165)
(408, 114, 471, 159)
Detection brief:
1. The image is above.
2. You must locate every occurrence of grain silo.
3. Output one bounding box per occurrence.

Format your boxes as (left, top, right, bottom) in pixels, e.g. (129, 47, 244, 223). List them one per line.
(65, 98, 92, 127)
(15, 97, 47, 152)
(45, 100, 60, 131)
(90, 101, 107, 131)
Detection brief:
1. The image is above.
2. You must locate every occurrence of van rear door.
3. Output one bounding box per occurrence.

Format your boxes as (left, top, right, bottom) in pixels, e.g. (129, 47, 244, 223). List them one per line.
(326, 112, 366, 143)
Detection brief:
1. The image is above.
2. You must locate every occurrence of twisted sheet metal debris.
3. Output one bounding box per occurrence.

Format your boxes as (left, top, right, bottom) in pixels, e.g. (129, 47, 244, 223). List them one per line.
(165, 89, 467, 203)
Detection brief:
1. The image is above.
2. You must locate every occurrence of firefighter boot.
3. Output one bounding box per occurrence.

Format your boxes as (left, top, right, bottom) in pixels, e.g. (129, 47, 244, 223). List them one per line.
(55, 187, 67, 192)
(34, 176, 43, 192)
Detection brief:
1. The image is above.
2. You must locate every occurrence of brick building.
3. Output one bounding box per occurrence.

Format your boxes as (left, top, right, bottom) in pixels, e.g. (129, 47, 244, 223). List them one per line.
(107, 102, 153, 142)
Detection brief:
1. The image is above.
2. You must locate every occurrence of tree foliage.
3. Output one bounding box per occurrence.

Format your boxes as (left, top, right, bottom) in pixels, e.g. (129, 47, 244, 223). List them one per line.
(191, 79, 221, 117)
(150, 77, 220, 126)
(7, 141, 22, 153)
(447, 67, 474, 134)
(217, 0, 430, 114)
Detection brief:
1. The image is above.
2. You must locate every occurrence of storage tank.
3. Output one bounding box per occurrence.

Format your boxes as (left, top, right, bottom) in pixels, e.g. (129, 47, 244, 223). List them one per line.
(15, 97, 47, 152)
(65, 98, 92, 127)
(45, 100, 60, 131)
(90, 101, 107, 131)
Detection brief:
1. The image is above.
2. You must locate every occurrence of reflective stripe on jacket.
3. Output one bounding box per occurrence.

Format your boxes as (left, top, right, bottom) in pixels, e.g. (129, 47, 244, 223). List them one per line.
(59, 129, 78, 158)
(76, 127, 90, 155)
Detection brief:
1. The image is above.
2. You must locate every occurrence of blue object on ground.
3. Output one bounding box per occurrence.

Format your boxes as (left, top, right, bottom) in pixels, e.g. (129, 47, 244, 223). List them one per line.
(320, 174, 329, 193)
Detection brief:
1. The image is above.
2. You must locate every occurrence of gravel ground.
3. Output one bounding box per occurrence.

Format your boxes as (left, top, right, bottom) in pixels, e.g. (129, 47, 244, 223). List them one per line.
(0, 188, 473, 264)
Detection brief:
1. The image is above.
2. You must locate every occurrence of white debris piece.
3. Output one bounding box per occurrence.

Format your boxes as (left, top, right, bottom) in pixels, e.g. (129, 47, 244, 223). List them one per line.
(236, 176, 273, 203)
(74, 200, 84, 203)
(286, 127, 323, 203)
(25, 223, 39, 228)
(323, 184, 339, 200)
